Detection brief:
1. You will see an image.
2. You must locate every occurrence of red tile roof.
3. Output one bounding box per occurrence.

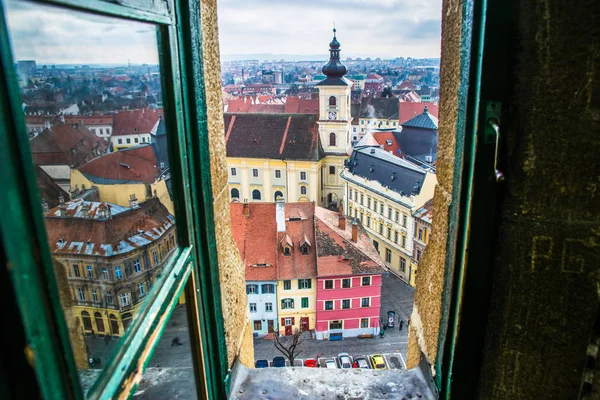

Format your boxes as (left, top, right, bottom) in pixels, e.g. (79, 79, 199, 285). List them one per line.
(112, 108, 162, 136)
(397, 80, 416, 90)
(44, 197, 174, 257)
(77, 144, 160, 184)
(372, 131, 402, 157)
(284, 97, 319, 114)
(230, 203, 278, 281)
(64, 115, 113, 126)
(277, 203, 318, 279)
(315, 207, 385, 277)
(398, 102, 439, 124)
(30, 124, 109, 167)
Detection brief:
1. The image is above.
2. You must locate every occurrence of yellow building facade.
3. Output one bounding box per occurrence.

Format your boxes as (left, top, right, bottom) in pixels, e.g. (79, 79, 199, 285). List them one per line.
(276, 278, 317, 335)
(226, 158, 321, 203)
(45, 198, 177, 337)
(70, 169, 174, 214)
(342, 165, 436, 284)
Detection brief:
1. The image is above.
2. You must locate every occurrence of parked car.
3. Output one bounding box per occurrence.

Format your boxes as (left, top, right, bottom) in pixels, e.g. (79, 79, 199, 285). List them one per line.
(387, 311, 396, 328)
(338, 352, 353, 369)
(272, 356, 286, 367)
(352, 357, 370, 369)
(255, 359, 269, 368)
(325, 360, 337, 369)
(304, 359, 317, 368)
(370, 354, 387, 370)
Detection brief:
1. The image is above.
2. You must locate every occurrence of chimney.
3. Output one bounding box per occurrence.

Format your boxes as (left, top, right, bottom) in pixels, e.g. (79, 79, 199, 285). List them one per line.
(59, 195, 66, 212)
(129, 194, 139, 209)
(339, 215, 346, 230)
(243, 199, 250, 217)
(275, 199, 287, 232)
(351, 218, 358, 242)
(41, 198, 49, 213)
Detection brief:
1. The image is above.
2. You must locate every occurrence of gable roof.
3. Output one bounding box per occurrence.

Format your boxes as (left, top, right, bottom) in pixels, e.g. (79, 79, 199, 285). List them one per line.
(413, 198, 433, 224)
(112, 108, 162, 136)
(358, 97, 399, 120)
(30, 123, 108, 167)
(277, 202, 318, 279)
(224, 113, 323, 161)
(347, 146, 428, 196)
(77, 144, 160, 184)
(284, 97, 319, 114)
(314, 207, 384, 277)
(229, 203, 278, 281)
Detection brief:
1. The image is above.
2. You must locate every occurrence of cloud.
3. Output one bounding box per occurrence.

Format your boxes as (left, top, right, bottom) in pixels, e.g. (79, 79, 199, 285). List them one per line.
(217, 0, 442, 58)
(3, 0, 159, 65)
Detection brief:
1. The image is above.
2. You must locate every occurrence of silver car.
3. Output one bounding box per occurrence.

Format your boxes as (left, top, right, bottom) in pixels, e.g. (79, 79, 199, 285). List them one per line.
(338, 352, 353, 369)
(325, 360, 337, 369)
(353, 356, 370, 369)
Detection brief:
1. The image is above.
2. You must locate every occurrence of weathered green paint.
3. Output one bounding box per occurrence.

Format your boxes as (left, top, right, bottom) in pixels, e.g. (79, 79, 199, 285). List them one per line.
(87, 250, 193, 399)
(175, 0, 230, 397)
(0, 0, 229, 398)
(0, 3, 84, 399)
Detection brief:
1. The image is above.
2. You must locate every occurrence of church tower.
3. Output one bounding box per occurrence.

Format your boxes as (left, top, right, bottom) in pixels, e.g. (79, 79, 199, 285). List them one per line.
(317, 28, 352, 207)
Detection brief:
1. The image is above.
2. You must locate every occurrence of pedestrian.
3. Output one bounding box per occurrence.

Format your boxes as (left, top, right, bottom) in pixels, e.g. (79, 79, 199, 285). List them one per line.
(104, 335, 110, 346)
(407, 319, 410, 330)
(399, 319, 404, 331)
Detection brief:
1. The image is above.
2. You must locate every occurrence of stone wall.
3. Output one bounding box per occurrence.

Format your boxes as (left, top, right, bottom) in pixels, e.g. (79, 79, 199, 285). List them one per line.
(200, 0, 254, 368)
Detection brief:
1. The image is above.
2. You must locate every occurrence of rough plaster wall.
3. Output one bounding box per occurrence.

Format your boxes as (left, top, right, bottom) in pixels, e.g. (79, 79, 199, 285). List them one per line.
(477, 1, 600, 399)
(407, 0, 463, 369)
(200, 0, 254, 367)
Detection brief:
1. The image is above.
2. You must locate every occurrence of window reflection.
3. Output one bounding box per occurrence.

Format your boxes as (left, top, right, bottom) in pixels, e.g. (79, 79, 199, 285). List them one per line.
(3, 0, 179, 384)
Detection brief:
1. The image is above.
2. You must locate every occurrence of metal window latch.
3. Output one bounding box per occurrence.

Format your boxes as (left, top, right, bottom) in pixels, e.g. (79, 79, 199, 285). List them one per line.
(484, 102, 504, 183)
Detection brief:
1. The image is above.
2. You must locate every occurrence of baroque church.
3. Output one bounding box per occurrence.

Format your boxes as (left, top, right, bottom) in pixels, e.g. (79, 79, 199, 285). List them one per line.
(223, 29, 353, 208)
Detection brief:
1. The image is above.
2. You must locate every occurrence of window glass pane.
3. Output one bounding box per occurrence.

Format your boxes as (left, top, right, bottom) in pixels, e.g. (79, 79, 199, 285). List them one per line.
(3, 0, 181, 387)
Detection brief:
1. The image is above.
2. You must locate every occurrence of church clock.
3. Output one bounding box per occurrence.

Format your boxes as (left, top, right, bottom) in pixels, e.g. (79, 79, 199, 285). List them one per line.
(328, 111, 337, 120)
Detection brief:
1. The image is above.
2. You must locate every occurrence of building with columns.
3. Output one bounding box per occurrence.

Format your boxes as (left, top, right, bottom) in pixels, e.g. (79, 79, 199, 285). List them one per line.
(224, 29, 352, 208)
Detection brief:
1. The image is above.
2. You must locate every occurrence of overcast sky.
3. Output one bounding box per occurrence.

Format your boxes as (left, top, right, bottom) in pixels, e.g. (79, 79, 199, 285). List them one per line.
(3, 0, 441, 65)
(4, 0, 159, 65)
(217, 0, 442, 59)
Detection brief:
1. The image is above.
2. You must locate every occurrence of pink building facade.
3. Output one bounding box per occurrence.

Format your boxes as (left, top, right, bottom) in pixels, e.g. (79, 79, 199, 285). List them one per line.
(315, 273, 382, 339)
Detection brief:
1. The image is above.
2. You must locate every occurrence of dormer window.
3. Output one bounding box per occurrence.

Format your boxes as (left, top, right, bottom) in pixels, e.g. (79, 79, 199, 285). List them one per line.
(281, 233, 293, 256)
(299, 233, 311, 255)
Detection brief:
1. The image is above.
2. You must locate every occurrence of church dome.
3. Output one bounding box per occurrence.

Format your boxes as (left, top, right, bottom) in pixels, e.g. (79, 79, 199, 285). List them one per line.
(321, 28, 348, 79)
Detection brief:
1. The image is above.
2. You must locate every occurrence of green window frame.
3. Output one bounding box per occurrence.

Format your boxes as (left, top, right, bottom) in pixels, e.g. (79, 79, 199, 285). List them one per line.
(283, 280, 291, 290)
(298, 278, 311, 289)
(301, 297, 309, 308)
(0, 0, 228, 399)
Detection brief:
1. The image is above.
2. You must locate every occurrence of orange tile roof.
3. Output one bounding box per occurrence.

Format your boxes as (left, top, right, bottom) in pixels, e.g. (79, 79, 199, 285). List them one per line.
(372, 131, 402, 157)
(230, 203, 278, 281)
(277, 202, 318, 279)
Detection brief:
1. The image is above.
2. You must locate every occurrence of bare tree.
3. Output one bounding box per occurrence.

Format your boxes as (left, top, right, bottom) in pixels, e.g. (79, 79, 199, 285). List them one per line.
(273, 328, 303, 365)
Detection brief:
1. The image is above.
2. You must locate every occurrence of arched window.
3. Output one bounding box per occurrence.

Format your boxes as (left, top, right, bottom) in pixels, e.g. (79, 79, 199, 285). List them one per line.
(122, 313, 133, 330)
(274, 191, 283, 201)
(300, 186, 307, 195)
(252, 189, 261, 200)
(95, 312, 105, 332)
(81, 311, 92, 330)
(329, 96, 336, 106)
(231, 188, 240, 199)
(110, 314, 119, 335)
(329, 132, 336, 146)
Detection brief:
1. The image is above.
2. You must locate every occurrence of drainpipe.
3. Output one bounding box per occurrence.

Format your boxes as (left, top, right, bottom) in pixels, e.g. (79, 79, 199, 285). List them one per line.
(282, 159, 289, 201)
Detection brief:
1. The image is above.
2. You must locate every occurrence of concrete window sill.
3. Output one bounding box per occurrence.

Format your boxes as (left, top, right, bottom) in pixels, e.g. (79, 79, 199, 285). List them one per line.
(229, 355, 437, 399)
